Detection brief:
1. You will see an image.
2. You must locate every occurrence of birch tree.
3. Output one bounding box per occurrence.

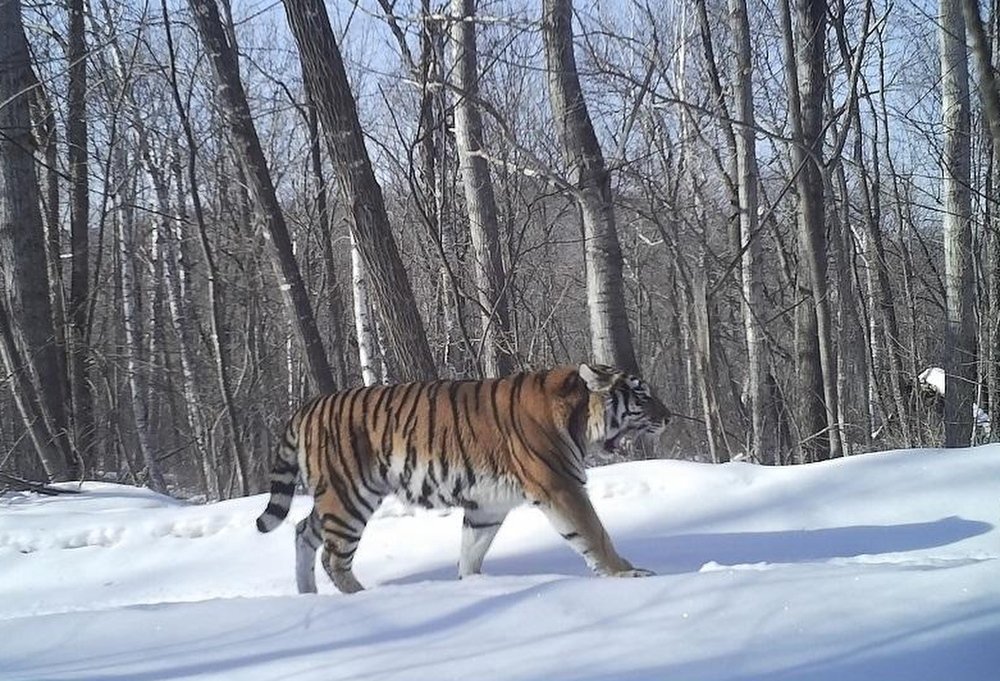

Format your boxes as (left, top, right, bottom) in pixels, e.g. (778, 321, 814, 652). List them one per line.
(67, 0, 95, 465)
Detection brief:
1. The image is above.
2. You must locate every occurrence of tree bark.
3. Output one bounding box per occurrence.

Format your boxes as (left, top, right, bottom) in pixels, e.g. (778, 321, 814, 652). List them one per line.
(541, 0, 638, 373)
(780, 0, 842, 460)
(940, 0, 976, 447)
(729, 0, 772, 463)
(163, 0, 252, 494)
(281, 0, 437, 382)
(449, 0, 515, 378)
(0, 0, 76, 480)
(67, 0, 95, 467)
(962, 0, 1000, 437)
(115, 146, 168, 493)
(350, 232, 382, 386)
(188, 0, 336, 396)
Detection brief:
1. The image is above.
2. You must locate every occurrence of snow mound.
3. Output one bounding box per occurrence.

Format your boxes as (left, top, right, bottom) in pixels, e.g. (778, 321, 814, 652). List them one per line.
(2, 446, 999, 680)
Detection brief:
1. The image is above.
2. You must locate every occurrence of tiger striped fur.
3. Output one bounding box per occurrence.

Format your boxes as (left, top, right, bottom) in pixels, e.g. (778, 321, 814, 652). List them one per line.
(256, 363, 670, 594)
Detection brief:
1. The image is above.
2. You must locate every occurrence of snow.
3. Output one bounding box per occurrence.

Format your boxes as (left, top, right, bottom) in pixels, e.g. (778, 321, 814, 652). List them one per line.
(918, 366, 991, 432)
(2, 446, 999, 680)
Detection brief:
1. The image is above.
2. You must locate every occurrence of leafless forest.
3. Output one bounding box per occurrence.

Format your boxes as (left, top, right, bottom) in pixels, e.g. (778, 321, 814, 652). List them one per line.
(1, 0, 996, 498)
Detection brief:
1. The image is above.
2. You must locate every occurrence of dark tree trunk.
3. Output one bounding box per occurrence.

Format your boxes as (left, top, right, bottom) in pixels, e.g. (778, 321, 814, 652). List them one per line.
(67, 0, 94, 468)
(188, 0, 337, 395)
(0, 0, 75, 480)
(282, 0, 437, 382)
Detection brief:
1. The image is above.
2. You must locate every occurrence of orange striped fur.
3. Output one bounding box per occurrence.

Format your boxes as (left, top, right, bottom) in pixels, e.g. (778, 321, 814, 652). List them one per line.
(257, 364, 669, 593)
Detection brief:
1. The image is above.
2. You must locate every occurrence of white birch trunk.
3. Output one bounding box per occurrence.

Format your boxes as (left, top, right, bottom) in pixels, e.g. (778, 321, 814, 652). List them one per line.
(351, 232, 381, 386)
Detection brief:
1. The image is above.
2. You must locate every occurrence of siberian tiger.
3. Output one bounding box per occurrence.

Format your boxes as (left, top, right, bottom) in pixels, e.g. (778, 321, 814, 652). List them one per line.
(256, 363, 670, 594)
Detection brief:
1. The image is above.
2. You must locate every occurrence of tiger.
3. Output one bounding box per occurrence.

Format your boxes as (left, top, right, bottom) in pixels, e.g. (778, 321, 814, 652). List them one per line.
(256, 363, 671, 594)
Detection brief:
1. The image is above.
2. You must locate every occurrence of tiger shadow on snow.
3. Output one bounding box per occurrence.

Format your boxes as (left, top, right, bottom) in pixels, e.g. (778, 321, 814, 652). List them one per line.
(381, 516, 993, 586)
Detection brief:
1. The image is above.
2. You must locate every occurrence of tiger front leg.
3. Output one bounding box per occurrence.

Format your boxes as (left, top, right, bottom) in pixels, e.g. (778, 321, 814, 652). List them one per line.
(537, 485, 654, 578)
(458, 508, 509, 578)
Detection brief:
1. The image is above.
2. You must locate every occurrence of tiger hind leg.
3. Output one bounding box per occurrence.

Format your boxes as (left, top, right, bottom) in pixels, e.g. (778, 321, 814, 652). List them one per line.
(321, 533, 366, 594)
(317, 506, 375, 594)
(295, 510, 321, 594)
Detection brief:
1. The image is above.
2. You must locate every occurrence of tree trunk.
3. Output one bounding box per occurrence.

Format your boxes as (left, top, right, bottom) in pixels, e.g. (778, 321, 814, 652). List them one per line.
(0, 0, 75, 480)
(780, 0, 842, 460)
(940, 0, 976, 447)
(729, 0, 772, 463)
(303, 78, 349, 387)
(163, 147, 220, 500)
(282, 0, 437, 382)
(541, 0, 638, 373)
(962, 0, 1000, 437)
(188, 0, 336, 396)
(67, 0, 95, 468)
(163, 1, 252, 494)
(115, 146, 168, 493)
(449, 0, 515, 378)
(351, 232, 382, 386)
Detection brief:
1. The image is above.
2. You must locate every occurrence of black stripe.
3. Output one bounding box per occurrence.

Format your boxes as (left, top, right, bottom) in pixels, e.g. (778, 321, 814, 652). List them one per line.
(321, 525, 360, 544)
(321, 512, 358, 534)
(323, 455, 368, 526)
(326, 543, 356, 561)
(347, 427, 381, 499)
(561, 531, 580, 541)
(463, 385, 478, 440)
(270, 480, 295, 496)
(402, 382, 425, 437)
(426, 382, 440, 453)
(327, 413, 377, 515)
(488, 380, 503, 426)
(262, 501, 287, 516)
(464, 518, 502, 529)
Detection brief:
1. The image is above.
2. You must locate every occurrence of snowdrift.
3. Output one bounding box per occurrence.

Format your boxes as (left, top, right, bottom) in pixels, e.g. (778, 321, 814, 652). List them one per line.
(2, 446, 999, 680)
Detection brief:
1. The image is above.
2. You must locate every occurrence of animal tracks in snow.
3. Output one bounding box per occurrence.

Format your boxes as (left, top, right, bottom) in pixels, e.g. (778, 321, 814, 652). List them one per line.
(0, 507, 251, 555)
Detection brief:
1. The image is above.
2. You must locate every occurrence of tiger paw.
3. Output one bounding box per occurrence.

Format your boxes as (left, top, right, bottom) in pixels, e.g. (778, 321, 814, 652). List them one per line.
(613, 567, 656, 578)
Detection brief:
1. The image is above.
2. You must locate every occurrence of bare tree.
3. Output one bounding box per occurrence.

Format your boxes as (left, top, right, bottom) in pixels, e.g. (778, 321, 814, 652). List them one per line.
(187, 0, 337, 395)
(0, 0, 75, 480)
(542, 0, 638, 373)
(163, 1, 253, 493)
(114, 145, 167, 492)
(962, 0, 1000, 437)
(282, 0, 437, 382)
(67, 0, 95, 466)
(780, 0, 842, 460)
(940, 0, 975, 446)
(729, 0, 772, 462)
(449, 0, 515, 377)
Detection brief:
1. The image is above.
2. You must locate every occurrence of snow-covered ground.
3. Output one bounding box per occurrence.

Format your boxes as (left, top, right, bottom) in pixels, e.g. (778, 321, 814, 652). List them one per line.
(2, 446, 999, 680)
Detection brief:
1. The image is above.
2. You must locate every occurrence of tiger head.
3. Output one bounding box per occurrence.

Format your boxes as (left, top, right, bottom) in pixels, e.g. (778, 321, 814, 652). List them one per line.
(579, 363, 671, 453)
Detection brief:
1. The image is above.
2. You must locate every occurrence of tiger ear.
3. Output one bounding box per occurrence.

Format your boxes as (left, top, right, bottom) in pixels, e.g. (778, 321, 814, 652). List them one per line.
(579, 363, 614, 393)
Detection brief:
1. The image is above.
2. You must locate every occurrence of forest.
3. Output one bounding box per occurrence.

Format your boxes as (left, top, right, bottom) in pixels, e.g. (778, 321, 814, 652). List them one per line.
(0, 0, 995, 499)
